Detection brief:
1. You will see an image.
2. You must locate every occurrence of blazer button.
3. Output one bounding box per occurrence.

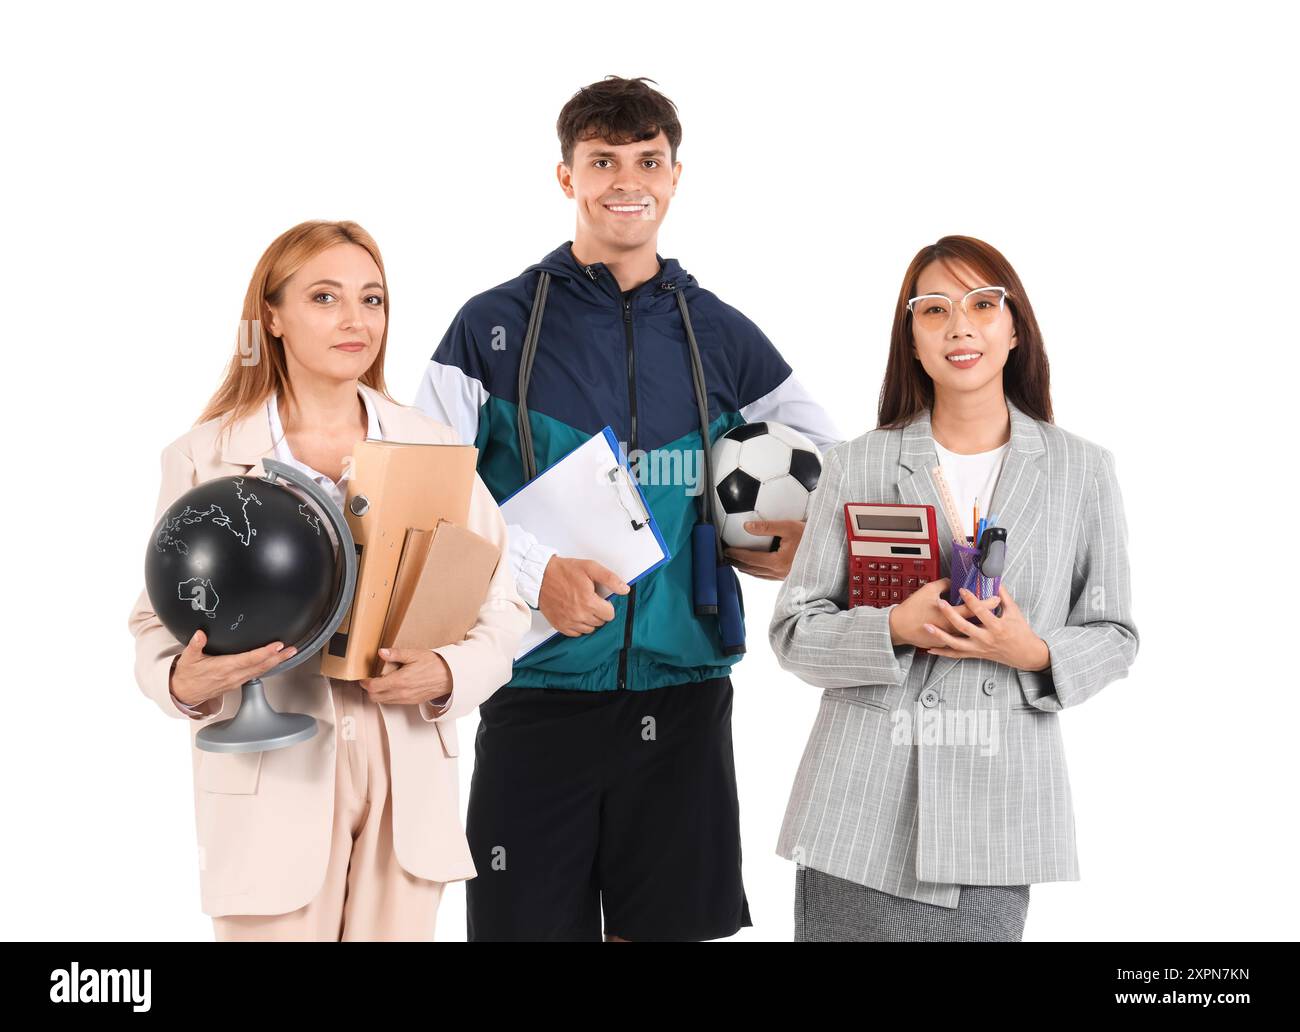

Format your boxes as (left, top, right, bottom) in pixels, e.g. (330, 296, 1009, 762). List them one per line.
(981, 677, 997, 696)
(920, 688, 940, 708)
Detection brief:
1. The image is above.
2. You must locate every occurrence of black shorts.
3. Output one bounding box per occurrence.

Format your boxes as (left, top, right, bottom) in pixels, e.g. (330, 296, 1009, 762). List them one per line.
(465, 676, 752, 941)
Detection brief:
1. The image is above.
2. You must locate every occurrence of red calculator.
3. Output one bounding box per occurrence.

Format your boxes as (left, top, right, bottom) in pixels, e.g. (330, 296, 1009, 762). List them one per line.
(843, 503, 941, 608)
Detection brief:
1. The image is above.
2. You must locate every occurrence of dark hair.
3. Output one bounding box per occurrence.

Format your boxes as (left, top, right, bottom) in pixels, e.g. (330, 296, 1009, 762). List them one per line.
(556, 76, 682, 166)
(877, 235, 1054, 429)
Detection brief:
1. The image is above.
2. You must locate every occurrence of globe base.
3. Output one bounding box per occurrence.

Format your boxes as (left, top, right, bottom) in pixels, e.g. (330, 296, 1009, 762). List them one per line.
(196, 678, 318, 753)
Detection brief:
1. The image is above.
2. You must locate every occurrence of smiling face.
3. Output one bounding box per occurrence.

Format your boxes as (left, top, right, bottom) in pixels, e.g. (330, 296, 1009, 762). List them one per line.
(264, 242, 385, 385)
(909, 259, 1017, 396)
(558, 131, 681, 254)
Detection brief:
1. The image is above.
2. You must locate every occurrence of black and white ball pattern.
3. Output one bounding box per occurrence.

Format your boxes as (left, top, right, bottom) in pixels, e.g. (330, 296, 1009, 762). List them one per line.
(712, 421, 822, 550)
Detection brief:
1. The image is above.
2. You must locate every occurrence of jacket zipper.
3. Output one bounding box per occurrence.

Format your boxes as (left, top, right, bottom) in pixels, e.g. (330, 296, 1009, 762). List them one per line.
(618, 291, 638, 691)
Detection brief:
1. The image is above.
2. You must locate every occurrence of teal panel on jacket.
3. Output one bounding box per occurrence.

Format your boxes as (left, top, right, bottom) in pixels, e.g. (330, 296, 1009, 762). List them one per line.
(475, 394, 751, 692)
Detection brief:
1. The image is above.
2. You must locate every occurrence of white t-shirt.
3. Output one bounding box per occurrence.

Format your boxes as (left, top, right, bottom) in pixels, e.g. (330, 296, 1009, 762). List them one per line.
(931, 435, 1008, 545)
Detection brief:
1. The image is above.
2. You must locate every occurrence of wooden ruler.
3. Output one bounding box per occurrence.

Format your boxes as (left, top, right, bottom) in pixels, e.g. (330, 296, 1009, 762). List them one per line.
(929, 465, 969, 544)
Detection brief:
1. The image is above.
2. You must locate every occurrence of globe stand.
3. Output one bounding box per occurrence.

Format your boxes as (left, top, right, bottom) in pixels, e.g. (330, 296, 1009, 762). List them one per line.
(182, 458, 360, 755)
(196, 677, 317, 753)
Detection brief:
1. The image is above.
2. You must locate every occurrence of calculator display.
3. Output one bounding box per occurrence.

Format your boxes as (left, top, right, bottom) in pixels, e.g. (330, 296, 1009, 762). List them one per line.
(855, 513, 924, 533)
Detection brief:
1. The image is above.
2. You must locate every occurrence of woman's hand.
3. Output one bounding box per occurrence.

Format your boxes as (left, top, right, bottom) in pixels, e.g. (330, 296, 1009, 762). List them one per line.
(359, 647, 453, 708)
(887, 578, 987, 650)
(170, 628, 298, 708)
(921, 583, 1051, 671)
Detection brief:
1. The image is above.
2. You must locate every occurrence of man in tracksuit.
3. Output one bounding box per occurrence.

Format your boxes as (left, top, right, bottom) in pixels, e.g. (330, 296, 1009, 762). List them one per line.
(415, 76, 841, 941)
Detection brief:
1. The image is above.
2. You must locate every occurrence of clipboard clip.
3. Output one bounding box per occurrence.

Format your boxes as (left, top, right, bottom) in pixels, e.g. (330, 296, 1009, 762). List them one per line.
(607, 466, 649, 531)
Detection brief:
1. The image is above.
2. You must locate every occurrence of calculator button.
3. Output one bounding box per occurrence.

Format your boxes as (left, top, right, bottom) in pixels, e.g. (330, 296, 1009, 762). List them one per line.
(889, 575, 901, 586)
(907, 577, 918, 589)
(890, 589, 901, 600)
(891, 563, 902, 571)
(867, 562, 879, 570)
(866, 588, 876, 600)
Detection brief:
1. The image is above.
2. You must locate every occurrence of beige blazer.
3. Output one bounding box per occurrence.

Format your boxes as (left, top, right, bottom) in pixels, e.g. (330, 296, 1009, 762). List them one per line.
(127, 381, 530, 917)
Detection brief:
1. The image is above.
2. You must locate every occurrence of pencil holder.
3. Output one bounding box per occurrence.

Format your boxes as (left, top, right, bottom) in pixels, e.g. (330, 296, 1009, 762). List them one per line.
(949, 539, 1002, 618)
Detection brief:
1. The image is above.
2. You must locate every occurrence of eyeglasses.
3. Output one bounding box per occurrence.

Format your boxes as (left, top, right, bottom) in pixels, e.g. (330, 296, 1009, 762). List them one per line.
(906, 286, 1009, 331)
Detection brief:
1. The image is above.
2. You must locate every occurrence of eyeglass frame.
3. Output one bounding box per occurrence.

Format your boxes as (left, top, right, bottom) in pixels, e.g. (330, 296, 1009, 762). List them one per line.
(905, 285, 1010, 326)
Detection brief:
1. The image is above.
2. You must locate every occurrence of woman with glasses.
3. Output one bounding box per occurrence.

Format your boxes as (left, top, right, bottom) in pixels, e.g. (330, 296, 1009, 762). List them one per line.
(770, 235, 1139, 941)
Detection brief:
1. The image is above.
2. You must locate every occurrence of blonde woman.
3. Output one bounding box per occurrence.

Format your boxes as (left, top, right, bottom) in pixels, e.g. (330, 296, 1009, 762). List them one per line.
(128, 220, 529, 940)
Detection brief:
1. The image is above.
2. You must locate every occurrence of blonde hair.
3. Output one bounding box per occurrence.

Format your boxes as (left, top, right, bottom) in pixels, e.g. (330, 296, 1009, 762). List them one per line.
(196, 219, 397, 435)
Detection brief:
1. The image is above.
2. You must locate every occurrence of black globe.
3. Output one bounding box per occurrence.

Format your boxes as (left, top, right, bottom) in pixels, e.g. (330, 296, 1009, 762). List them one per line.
(144, 474, 338, 656)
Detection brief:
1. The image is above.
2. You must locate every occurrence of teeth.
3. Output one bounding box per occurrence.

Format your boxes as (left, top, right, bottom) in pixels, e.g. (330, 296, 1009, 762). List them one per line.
(607, 205, 645, 212)
(948, 353, 981, 362)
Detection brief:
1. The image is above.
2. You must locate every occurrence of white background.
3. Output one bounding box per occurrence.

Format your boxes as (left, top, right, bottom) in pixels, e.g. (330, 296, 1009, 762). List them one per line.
(3, 0, 1294, 942)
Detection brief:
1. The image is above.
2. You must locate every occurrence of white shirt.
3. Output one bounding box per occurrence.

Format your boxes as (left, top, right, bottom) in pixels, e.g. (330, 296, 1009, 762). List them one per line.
(267, 385, 382, 507)
(931, 435, 1009, 545)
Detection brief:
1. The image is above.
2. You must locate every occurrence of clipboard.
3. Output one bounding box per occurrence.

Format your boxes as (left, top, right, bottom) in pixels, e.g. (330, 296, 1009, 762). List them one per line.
(498, 426, 671, 658)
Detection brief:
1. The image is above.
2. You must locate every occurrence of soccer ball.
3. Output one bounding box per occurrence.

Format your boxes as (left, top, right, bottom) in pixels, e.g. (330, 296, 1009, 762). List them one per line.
(712, 422, 822, 551)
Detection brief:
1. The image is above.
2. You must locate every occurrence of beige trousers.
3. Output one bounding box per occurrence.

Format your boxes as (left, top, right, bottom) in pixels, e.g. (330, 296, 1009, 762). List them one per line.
(212, 680, 445, 941)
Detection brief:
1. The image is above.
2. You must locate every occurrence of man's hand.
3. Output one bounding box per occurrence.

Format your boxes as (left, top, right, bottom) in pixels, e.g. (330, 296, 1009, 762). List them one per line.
(724, 519, 806, 580)
(537, 556, 630, 636)
(358, 647, 454, 707)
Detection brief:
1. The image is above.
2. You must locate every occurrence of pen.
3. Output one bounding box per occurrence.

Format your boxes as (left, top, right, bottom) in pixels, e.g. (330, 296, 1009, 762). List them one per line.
(973, 497, 979, 547)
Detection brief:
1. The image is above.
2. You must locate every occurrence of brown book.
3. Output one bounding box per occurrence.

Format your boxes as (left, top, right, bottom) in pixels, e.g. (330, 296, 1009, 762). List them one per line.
(375, 526, 437, 659)
(373, 519, 501, 678)
(321, 439, 478, 680)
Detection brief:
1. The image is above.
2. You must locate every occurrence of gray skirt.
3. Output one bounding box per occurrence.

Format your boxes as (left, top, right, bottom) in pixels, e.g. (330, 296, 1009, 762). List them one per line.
(794, 864, 1029, 942)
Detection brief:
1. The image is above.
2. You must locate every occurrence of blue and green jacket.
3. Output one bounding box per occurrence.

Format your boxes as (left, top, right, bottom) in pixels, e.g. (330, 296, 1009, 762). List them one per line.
(414, 241, 841, 692)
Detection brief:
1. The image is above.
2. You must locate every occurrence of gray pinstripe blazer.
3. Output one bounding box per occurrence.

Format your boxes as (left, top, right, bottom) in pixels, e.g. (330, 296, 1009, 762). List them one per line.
(769, 398, 1138, 908)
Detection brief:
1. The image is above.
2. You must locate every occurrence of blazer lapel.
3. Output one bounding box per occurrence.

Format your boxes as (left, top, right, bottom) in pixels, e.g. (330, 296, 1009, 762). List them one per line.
(895, 397, 1047, 694)
(359, 381, 418, 441)
(983, 399, 1047, 589)
(218, 398, 275, 479)
(896, 410, 957, 576)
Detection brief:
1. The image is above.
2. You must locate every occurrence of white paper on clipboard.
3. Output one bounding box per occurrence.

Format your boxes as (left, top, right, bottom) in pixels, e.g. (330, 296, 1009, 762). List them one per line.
(498, 427, 671, 659)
